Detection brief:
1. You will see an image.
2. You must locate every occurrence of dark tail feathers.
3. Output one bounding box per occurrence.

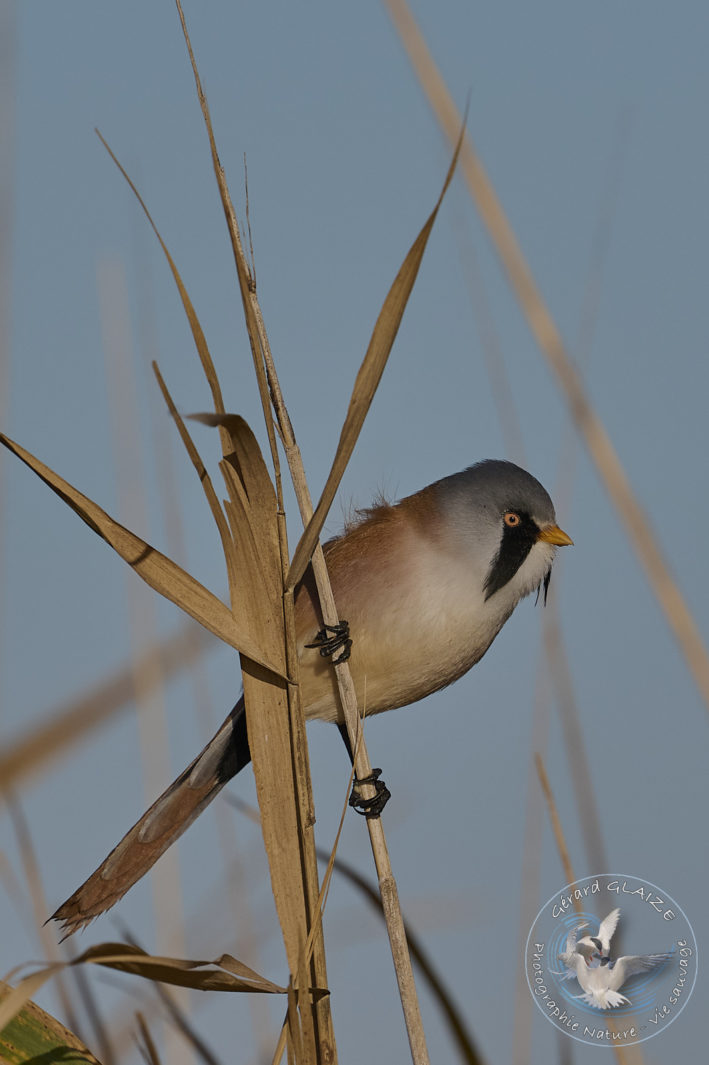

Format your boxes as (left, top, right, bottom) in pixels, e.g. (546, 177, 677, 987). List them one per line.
(51, 698, 251, 937)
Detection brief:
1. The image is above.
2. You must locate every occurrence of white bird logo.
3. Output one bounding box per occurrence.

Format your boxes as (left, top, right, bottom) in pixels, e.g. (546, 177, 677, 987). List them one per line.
(554, 908, 673, 1010)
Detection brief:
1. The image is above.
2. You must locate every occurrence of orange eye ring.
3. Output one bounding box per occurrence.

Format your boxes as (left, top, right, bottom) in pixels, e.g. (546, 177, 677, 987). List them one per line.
(504, 511, 521, 528)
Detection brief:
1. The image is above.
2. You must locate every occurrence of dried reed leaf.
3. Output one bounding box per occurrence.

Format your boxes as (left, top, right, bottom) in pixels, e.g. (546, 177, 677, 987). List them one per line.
(189, 415, 326, 1049)
(189, 413, 323, 995)
(95, 131, 227, 431)
(191, 413, 279, 553)
(287, 131, 464, 589)
(207, 415, 283, 622)
(172, 2, 279, 470)
(75, 944, 286, 994)
(151, 365, 243, 615)
(223, 489, 274, 607)
(0, 432, 283, 677)
(0, 946, 288, 1033)
(208, 416, 284, 662)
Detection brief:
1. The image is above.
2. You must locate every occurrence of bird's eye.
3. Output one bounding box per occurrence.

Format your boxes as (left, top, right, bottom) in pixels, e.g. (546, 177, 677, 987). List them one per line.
(504, 511, 521, 528)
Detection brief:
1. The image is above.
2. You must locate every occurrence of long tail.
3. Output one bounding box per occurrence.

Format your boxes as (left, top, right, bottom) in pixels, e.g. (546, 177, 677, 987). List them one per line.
(51, 698, 251, 937)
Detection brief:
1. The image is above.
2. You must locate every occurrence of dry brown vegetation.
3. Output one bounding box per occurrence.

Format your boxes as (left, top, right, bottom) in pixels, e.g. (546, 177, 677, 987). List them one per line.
(1, 3, 705, 1065)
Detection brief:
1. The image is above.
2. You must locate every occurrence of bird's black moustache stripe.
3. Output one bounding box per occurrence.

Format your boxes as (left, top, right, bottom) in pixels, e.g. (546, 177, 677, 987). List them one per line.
(484, 513, 540, 600)
(535, 567, 552, 606)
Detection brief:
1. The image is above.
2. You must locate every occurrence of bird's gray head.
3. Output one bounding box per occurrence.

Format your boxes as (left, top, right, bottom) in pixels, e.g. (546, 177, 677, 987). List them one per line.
(434, 460, 572, 606)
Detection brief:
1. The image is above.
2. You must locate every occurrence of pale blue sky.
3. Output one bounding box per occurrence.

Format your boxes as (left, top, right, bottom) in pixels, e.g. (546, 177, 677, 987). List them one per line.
(1, 3, 708, 1063)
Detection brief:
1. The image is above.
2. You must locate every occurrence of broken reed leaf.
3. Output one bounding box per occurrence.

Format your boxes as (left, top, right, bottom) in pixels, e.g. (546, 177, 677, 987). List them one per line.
(0, 946, 289, 1036)
(191, 412, 285, 661)
(287, 129, 465, 590)
(190, 413, 277, 519)
(95, 130, 229, 441)
(220, 483, 272, 631)
(197, 414, 283, 610)
(222, 467, 281, 604)
(0, 433, 284, 678)
(215, 952, 282, 986)
(75, 944, 287, 993)
(158, 397, 283, 647)
(221, 467, 282, 635)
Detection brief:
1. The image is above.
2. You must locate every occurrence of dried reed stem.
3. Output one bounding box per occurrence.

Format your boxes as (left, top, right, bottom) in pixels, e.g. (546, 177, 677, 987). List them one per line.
(267, 401, 431, 1065)
(533, 754, 580, 915)
(173, 5, 435, 1058)
(174, 4, 335, 1060)
(237, 112, 435, 1065)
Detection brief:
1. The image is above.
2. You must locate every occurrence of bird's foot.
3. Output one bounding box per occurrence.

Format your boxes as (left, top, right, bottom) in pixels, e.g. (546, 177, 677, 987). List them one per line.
(306, 621, 352, 665)
(349, 768, 391, 819)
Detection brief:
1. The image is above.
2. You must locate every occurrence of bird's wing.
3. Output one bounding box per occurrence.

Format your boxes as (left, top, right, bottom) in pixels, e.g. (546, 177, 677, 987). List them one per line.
(611, 952, 674, 983)
(51, 698, 249, 937)
(551, 960, 579, 981)
(597, 907, 620, 950)
(564, 922, 588, 952)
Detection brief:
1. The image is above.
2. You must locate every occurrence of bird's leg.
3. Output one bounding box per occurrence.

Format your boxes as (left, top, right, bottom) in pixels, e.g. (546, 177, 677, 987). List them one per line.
(337, 722, 391, 819)
(305, 621, 352, 665)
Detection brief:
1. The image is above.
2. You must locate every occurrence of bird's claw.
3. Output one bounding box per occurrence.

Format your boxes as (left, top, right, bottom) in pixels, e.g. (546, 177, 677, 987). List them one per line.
(349, 768, 391, 818)
(306, 621, 352, 665)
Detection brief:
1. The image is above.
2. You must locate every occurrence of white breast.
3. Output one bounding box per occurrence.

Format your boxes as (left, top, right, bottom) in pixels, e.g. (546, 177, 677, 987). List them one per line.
(298, 525, 554, 724)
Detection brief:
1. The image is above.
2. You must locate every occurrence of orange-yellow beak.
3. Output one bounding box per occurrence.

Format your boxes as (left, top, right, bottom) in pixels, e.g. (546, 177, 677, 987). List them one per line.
(537, 524, 574, 547)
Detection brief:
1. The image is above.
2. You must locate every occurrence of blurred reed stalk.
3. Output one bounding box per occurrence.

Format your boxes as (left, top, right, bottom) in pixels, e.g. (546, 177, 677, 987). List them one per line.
(0, 624, 209, 792)
(98, 255, 190, 1065)
(385, 0, 709, 713)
